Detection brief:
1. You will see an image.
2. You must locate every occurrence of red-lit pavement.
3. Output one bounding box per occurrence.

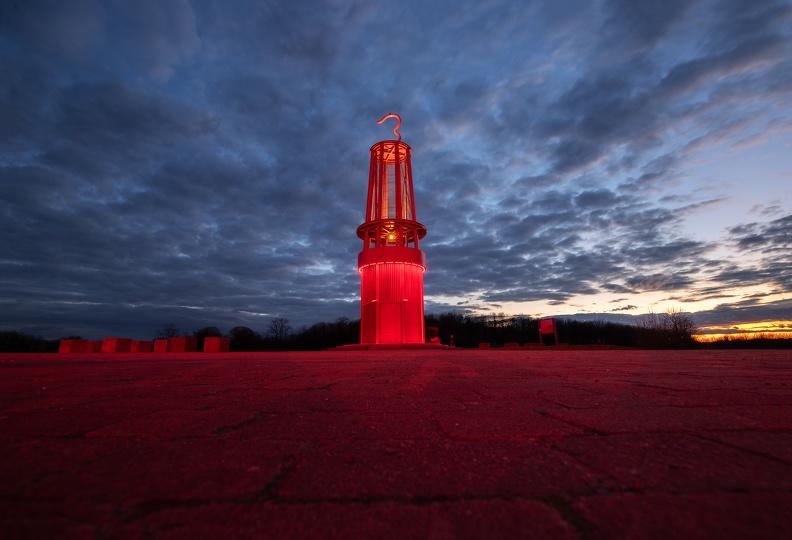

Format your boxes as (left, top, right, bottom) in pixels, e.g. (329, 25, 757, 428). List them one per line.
(1, 349, 791, 539)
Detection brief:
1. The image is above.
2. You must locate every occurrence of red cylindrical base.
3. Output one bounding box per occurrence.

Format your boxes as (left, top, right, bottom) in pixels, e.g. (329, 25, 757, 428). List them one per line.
(359, 248, 426, 344)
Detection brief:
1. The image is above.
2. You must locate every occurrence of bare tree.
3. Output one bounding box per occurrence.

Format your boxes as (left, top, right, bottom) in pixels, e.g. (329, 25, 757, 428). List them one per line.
(637, 310, 662, 332)
(155, 323, 181, 340)
(663, 308, 699, 346)
(193, 326, 222, 339)
(267, 317, 292, 342)
(229, 326, 261, 351)
(636, 308, 698, 348)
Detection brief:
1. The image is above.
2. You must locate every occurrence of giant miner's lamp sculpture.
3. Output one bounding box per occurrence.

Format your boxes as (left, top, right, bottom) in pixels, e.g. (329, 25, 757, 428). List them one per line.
(357, 114, 427, 344)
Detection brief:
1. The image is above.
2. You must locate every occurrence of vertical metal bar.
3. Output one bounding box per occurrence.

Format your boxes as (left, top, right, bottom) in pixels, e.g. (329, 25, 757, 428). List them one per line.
(375, 265, 381, 343)
(395, 142, 402, 222)
(366, 145, 376, 222)
(375, 143, 383, 221)
(405, 146, 419, 249)
(406, 147, 417, 222)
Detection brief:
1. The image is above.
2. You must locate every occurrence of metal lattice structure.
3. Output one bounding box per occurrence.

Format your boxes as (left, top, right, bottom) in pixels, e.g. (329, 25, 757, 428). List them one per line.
(357, 116, 427, 344)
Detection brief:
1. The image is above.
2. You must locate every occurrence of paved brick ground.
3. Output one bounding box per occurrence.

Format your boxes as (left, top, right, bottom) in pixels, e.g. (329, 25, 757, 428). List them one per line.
(1, 349, 790, 539)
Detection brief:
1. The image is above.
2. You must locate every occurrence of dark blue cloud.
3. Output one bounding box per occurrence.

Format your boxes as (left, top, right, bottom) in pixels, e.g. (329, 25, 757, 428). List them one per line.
(0, 0, 790, 339)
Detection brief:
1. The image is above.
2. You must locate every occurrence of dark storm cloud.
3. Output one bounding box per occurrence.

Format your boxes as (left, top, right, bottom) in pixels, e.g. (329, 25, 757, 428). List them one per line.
(0, 0, 789, 338)
(493, 0, 792, 181)
(720, 213, 792, 291)
(729, 214, 792, 253)
(611, 304, 638, 312)
(692, 298, 792, 329)
(600, 0, 698, 53)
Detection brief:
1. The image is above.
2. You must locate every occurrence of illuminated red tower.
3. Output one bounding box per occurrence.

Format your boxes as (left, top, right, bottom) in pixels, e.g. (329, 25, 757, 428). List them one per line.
(357, 114, 427, 344)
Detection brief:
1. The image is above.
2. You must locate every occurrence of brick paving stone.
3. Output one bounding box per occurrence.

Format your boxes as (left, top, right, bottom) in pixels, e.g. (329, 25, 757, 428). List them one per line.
(85, 409, 260, 439)
(277, 439, 615, 500)
(108, 502, 429, 540)
(0, 500, 120, 540)
(515, 384, 678, 410)
(0, 405, 158, 437)
(0, 436, 137, 498)
(422, 500, 578, 540)
(434, 410, 584, 440)
(715, 405, 792, 430)
(18, 438, 300, 502)
(702, 431, 792, 463)
(573, 492, 792, 540)
(266, 385, 480, 414)
(96, 500, 577, 540)
(225, 411, 441, 441)
(644, 388, 791, 407)
(545, 405, 759, 434)
(550, 433, 792, 492)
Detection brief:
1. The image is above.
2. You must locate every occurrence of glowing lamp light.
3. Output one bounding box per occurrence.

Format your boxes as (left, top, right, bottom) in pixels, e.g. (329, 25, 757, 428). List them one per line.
(356, 114, 427, 344)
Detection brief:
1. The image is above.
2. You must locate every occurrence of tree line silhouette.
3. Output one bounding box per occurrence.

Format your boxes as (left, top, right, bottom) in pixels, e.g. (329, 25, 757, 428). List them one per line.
(2, 310, 790, 352)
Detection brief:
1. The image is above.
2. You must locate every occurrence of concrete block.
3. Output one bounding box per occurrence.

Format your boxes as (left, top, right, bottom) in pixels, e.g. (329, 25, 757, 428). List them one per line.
(478, 342, 491, 349)
(130, 340, 152, 353)
(101, 338, 132, 353)
(169, 336, 197, 353)
(58, 339, 94, 353)
(203, 337, 230, 353)
(153, 339, 170, 352)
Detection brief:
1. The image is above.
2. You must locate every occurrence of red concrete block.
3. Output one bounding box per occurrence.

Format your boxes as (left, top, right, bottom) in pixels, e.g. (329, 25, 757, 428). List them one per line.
(153, 339, 169, 352)
(58, 339, 94, 353)
(478, 342, 491, 349)
(169, 337, 197, 353)
(203, 337, 230, 353)
(130, 340, 152, 353)
(101, 338, 132, 353)
(503, 342, 521, 349)
(92, 341, 103, 352)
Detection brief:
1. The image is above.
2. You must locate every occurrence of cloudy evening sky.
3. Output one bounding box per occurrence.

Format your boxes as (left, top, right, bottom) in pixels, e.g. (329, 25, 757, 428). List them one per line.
(1, 0, 791, 340)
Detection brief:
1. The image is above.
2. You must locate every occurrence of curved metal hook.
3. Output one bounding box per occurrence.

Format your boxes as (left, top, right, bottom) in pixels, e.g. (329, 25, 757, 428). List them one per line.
(376, 113, 402, 141)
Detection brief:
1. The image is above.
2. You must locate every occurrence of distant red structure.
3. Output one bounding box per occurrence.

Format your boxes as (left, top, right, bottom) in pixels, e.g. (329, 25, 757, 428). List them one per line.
(539, 317, 559, 346)
(130, 340, 152, 353)
(357, 114, 427, 344)
(169, 336, 197, 353)
(58, 339, 98, 353)
(102, 338, 132, 353)
(203, 336, 230, 353)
